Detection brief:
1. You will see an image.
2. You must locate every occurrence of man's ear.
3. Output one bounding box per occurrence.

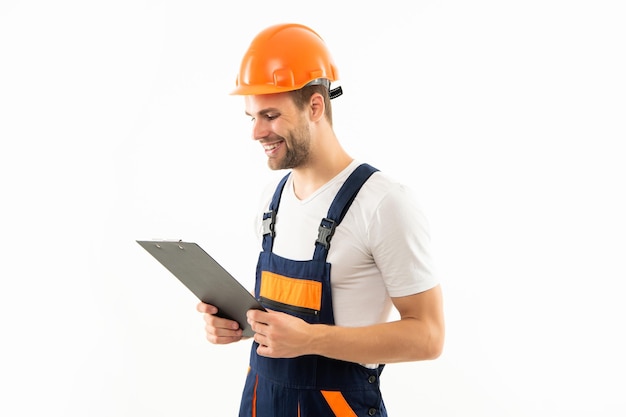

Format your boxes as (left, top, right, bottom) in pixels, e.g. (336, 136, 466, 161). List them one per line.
(309, 93, 325, 122)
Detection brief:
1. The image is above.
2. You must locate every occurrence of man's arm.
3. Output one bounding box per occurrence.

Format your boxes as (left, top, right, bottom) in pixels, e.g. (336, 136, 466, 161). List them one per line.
(247, 284, 445, 364)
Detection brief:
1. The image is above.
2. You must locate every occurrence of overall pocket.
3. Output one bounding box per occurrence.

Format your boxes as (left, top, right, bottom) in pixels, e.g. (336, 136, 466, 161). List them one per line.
(259, 271, 322, 320)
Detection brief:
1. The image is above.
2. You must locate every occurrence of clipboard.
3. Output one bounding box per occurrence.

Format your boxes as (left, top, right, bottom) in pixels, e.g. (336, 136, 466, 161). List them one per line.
(137, 240, 264, 337)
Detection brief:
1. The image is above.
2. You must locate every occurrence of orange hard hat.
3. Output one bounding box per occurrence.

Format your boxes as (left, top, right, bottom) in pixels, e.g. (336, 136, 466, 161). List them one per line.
(231, 23, 342, 98)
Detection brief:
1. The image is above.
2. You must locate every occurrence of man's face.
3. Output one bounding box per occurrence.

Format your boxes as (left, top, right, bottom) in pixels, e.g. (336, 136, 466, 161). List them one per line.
(245, 93, 311, 171)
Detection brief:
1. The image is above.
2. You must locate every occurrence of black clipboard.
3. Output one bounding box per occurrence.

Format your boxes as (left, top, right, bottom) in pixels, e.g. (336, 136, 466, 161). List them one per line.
(136, 240, 264, 337)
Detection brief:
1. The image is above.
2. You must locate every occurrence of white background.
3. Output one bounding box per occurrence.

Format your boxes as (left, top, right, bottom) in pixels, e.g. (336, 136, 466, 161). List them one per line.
(1, 1, 625, 416)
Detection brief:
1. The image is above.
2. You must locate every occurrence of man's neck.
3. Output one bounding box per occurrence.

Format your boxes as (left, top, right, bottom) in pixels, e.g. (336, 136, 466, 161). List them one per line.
(290, 153, 353, 200)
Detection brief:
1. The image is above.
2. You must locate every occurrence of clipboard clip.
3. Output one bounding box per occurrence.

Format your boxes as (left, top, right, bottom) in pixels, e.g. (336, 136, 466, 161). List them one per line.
(154, 239, 185, 249)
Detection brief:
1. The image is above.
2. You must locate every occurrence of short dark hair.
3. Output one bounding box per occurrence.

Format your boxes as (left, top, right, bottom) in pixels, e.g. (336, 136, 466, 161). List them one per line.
(289, 84, 333, 125)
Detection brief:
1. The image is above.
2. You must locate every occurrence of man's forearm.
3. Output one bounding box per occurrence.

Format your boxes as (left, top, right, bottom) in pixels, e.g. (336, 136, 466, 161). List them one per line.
(309, 318, 444, 364)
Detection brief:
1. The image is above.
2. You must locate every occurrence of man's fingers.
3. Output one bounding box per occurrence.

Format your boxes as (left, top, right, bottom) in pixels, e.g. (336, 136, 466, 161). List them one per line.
(197, 302, 244, 345)
(196, 301, 218, 314)
(204, 313, 241, 330)
(204, 328, 243, 345)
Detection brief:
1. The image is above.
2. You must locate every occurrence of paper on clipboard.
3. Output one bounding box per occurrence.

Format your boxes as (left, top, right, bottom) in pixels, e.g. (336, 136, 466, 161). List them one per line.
(137, 240, 264, 337)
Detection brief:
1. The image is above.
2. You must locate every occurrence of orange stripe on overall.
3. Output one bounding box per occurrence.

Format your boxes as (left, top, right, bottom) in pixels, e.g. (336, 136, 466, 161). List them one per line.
(321, 391, 358, 417)
(259, 271, 322, 311)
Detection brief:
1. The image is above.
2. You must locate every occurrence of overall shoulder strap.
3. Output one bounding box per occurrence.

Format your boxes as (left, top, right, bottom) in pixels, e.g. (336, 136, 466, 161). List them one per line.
(314, 163, 379, 260)
(261, 172, 290, 252)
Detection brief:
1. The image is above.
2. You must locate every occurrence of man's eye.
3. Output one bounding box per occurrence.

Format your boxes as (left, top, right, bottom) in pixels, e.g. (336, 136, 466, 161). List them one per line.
(265, 114, 278, 121)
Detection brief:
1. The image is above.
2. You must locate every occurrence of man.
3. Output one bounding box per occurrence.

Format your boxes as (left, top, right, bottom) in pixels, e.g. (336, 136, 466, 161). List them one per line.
(197, 23, 444, 417)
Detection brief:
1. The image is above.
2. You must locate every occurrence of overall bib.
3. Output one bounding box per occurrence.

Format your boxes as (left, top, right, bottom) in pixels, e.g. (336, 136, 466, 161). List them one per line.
(239, 163, 388, 417)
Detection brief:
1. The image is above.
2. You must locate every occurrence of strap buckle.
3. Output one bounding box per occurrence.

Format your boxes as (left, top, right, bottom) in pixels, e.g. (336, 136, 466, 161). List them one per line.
(316, 218, 336, 249)
(262, 210, 276, 237)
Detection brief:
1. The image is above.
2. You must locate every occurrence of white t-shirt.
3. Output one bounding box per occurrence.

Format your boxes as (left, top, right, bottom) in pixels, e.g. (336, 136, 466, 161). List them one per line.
(255, 160, 438, 328)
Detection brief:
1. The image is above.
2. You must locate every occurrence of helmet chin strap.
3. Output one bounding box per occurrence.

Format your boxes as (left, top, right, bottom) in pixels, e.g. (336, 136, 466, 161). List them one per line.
(329, 86, 343, 99)
(305, 78, 343, 100)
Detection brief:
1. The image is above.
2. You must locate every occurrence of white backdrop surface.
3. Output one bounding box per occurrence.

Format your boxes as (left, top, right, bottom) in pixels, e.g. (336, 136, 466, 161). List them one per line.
(1, 1, 625, 416)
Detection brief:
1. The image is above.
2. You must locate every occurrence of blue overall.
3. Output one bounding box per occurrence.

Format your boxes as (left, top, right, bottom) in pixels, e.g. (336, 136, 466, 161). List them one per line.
(239, 163, 388, 417)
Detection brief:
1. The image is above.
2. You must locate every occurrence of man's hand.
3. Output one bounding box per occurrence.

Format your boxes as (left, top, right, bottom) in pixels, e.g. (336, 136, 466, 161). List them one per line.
(246, 309, 314, 358)
(197, 302, 244, 344)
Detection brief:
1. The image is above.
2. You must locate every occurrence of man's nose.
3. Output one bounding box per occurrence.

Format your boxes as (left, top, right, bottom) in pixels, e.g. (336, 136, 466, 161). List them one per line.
(251, 119, 269, 140)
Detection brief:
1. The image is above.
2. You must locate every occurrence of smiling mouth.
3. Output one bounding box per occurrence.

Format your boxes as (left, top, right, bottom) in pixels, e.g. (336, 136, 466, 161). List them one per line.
(262, 140, 283, 153)
(263, 143, 280, 151)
